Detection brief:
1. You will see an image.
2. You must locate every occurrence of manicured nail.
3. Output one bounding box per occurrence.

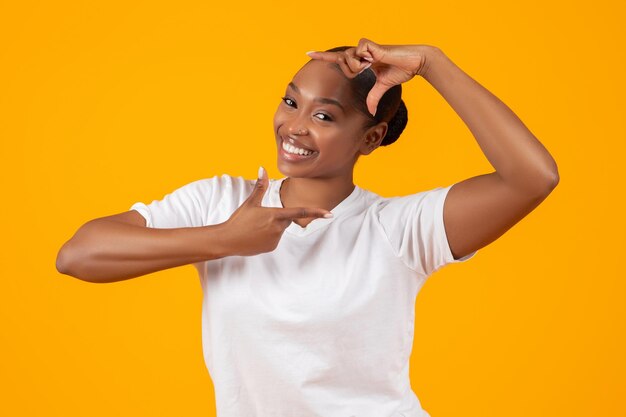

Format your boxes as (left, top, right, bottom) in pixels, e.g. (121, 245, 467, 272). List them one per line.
(358, 62, 372, 75)
(323, 212, 333, 218)
(306, 51, 317, 57)
(258, 166, 264, 179)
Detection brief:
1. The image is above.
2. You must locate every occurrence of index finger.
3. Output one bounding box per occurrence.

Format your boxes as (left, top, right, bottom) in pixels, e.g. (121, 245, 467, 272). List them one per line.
(306, 50, 369, 79)
(273, 207, 333, 220)
(305, 51, 336, 61)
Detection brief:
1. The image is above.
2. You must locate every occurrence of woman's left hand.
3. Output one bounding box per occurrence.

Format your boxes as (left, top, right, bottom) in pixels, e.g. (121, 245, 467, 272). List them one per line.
(306, 38, 435, 116)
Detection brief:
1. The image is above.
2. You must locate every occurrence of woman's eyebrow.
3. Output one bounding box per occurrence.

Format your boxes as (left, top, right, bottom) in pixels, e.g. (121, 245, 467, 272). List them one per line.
(288, 82, 345, 113)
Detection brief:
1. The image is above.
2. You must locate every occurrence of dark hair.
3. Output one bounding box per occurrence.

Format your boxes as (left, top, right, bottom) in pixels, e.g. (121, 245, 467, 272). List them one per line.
(321, 45, 408, 146)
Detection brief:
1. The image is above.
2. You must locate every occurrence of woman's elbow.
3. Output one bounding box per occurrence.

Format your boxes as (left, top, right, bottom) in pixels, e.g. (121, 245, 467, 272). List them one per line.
(56, 239, 93, 282)
(56, 247, 69, 275)
(56, 241, 79, 276)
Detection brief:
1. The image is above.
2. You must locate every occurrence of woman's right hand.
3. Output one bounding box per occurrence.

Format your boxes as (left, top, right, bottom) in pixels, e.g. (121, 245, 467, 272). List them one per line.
(307, 38, 434, 116)
(219, 167, 332, 257)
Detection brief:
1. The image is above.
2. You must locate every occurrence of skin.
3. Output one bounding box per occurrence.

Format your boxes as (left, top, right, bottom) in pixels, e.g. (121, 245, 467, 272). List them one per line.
(57, 38, 559, 283)
(273, 59, 389, 228)
(283, 38, 559, 259)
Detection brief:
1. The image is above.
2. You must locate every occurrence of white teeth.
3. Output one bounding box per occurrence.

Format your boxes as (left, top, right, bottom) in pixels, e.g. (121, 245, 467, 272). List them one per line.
(282, 140, 314, 156)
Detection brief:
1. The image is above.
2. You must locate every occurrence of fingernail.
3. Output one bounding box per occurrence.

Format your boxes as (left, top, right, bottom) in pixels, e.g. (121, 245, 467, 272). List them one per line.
(358, 62, 372, 75)
(305, 51, 316, 57)
(362, 56, 374, 62)
(258, 166, 264, 179)
(323, 212, 333, 218)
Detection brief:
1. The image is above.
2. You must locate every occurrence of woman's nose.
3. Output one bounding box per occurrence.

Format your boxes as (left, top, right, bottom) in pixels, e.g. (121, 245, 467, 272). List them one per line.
(288, 125, 309, 135)
(285, 112, 310, 135)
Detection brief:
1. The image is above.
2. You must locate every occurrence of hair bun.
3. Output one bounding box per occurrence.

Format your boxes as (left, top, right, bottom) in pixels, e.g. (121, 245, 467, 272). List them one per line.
(381, 99, 408, 146)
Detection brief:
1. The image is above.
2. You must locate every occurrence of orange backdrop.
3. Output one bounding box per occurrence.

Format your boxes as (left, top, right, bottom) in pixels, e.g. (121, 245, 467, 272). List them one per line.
(1, 0, 624, 416)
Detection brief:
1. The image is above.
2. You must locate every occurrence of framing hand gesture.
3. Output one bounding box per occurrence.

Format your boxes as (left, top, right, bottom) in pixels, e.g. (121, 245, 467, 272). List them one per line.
(306, 38, 432, 116)
(221, 167, 333, 256)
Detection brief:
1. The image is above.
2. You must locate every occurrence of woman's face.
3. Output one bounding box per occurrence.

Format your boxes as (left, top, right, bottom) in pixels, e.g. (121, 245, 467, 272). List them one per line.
(273, 59, 379, 180)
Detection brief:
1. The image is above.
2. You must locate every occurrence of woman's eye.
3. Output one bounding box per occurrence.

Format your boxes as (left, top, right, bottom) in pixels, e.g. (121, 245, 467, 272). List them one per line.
(281, 96, 333, 122)
(281, 96, 295, 107)
(315, 113, 333, 122)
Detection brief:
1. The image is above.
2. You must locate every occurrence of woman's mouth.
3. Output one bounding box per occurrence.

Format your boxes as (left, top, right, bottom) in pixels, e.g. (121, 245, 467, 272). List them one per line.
(280, 137, 318, 161)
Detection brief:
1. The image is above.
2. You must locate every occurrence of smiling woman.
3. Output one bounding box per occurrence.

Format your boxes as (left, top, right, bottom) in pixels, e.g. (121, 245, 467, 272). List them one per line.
(57, 37, 558, 417)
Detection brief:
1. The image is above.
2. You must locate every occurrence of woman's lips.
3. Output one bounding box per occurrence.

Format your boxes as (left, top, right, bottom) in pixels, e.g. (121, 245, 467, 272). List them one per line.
(282, 135, 317, 152)
(279, 137, 318, 162)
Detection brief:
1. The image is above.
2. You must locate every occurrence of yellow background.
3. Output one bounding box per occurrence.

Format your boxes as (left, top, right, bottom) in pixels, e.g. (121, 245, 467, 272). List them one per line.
(1, 0, 624, 416)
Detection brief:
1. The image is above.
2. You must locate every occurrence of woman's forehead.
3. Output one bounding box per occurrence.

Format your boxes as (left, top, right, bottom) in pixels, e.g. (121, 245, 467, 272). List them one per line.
(290, 60, 352, 99)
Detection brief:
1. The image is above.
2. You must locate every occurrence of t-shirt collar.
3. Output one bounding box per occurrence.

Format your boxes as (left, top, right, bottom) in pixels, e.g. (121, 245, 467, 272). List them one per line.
(267, 177, 362, 236)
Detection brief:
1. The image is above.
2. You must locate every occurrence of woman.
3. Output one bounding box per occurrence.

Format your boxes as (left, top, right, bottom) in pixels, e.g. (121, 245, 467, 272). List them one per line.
(57, 38, 559, 417)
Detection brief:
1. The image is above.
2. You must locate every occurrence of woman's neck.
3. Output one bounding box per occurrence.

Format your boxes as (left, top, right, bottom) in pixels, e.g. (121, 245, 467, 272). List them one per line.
(279, 175, 356, 227)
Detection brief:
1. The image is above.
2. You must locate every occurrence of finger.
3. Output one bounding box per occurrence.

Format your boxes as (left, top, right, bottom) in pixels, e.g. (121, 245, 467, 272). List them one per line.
(344, 48, 368, 74)
(330, 54, 355, 79)
(338, 53, 371, 79)
(356, 41, 373, 62)
(356, 38, 386, 64)
(305, 50, 343, 63)
(273, 207, 333, 220)
(357, 62, 372, 75)
(306, 50, 370, 78)
(366, 82, 393, 117)
(246, 165, 269, 206)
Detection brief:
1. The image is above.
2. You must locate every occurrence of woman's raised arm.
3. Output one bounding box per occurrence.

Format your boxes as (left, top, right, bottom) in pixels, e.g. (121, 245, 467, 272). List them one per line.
(308, 39, 559, 260)
(420, 46, 559, 260)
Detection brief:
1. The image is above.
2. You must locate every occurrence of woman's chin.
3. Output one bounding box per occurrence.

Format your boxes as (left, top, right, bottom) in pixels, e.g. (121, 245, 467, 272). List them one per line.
(276, 160, 296, 177)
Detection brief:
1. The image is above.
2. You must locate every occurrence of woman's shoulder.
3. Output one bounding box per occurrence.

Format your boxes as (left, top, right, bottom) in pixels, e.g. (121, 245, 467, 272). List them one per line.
(165, 173, 252, 204)
(191, 173, 285, 202)
(359, 183, 453, 215)
(362, 183, 450, 200)
(189, 172, 263, 189)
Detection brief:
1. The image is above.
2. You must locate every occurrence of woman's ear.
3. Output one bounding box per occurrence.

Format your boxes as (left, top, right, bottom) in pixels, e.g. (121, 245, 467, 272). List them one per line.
(359, 122, 388, 155)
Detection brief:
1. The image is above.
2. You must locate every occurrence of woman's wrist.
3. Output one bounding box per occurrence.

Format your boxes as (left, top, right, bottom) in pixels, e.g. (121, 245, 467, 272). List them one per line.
(200, 223, 234, 260)
(415, 45, 443, 79)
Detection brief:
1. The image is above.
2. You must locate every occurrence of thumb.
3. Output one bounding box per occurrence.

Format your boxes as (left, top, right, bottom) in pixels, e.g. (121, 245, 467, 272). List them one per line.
(366, 82, 392, 117)
(246, 166, 269, 206)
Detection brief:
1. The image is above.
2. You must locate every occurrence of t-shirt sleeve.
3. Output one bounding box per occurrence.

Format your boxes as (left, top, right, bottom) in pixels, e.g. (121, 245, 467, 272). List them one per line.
(377, 184, 477, 277)
(129, 176, 223, 229)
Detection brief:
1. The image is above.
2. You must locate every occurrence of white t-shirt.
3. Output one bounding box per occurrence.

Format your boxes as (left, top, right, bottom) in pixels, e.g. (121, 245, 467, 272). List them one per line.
(130, 174, 477, 417)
